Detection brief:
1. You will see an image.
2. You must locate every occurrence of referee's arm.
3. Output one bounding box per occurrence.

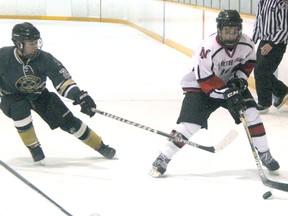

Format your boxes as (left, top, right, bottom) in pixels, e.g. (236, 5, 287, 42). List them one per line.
(271, 6, 288, 45)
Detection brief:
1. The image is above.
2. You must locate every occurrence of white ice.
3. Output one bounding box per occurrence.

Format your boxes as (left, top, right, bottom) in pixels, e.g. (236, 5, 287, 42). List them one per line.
(0, 19, 288, 216)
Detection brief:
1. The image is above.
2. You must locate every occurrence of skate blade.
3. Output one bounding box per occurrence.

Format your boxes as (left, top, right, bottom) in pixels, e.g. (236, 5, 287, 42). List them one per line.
(34, 159, 46, 166)
(269, 170, 279, 176)
(149, 167, 162, 178)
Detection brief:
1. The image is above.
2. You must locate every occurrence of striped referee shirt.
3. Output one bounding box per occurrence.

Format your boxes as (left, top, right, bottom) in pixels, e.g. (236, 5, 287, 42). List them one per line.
(252, 0, 288, 45)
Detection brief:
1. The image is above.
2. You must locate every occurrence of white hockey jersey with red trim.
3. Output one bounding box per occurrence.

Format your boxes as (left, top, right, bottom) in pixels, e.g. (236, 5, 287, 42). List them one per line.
(181, 33, 256, 99)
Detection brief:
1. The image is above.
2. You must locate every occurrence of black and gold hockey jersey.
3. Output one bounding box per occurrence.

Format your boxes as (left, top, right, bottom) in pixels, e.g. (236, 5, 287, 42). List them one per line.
(0, 46, 80, 100)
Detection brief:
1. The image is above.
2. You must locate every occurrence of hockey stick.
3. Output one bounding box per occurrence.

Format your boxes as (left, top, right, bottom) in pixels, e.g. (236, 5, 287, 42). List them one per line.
(0, 160, 73, 216)
(92, 108, 237, 153)
(239, 110, 288, 192)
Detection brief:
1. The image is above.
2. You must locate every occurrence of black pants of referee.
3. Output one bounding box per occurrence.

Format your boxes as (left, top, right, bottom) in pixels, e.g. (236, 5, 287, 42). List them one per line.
(254, 41, 287, 107)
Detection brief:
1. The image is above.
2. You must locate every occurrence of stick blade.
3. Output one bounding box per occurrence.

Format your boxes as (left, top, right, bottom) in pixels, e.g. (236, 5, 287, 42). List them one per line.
(214, 129, 238, 152)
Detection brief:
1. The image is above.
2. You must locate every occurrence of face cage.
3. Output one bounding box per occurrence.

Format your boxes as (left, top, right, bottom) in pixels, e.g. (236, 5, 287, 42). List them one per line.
(21, 38, 43, 60)
(218, 27, 242, 49)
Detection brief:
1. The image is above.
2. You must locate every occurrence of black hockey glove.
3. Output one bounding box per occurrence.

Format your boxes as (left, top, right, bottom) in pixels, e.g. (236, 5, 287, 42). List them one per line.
(73, 91, 96, 117)
(224, 87, 244, 124)
(227, 78, 248, 94)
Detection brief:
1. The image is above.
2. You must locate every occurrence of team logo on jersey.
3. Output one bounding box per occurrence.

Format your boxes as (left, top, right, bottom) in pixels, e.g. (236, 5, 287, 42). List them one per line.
(15, 75, 41, 93)
(200, 47, 211, 59)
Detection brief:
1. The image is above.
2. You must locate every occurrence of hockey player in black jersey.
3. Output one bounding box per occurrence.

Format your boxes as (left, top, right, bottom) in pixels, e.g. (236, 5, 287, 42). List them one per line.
(0, 22, 116, 162)
(150, 10, 280, 177)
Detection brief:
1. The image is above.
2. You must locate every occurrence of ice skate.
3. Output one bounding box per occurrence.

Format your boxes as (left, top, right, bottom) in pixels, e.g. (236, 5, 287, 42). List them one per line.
(149, 153, 170, 178)
(258, 150, 280, 175)
(28, 143, 45, 164)
(273, 91, 288, 109)
(97, 142, 116, 159)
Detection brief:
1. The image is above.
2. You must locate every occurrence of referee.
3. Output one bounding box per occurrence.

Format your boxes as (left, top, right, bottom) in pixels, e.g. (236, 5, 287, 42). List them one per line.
(252, 0, 288, 113)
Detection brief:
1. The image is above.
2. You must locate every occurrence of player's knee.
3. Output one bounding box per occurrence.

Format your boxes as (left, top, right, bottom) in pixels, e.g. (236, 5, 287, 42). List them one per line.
(14, 117, 33, 132)
(5, 99, 33, 132)
(10, 99, 31, 121)
(244, 107, 260, 123)
(60, 117, 89, 139)
(173, 122, 201, 138)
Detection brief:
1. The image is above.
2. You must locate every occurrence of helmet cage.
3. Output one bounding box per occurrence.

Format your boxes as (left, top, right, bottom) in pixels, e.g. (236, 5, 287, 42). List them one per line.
(216, 10, 243, 49)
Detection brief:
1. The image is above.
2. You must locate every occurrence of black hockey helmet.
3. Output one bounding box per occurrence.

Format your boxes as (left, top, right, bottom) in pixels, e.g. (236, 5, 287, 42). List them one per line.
(216, 10, 243, 49)
(12, 22, 41, 44)
(12, 22, 42, 59)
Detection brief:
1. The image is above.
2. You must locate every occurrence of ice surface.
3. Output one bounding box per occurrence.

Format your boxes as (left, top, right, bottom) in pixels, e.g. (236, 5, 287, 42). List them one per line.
(0, 19, 288, 216)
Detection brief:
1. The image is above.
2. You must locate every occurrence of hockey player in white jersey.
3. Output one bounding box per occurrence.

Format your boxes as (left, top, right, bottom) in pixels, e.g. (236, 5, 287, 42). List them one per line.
(150, 10, 280, 177)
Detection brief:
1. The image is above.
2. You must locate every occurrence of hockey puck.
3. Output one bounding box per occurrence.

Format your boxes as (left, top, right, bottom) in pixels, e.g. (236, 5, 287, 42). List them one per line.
(262, 191, 272, 199)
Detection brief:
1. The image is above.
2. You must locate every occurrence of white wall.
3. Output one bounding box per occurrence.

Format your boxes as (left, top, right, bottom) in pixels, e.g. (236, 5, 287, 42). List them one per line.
(0, 0, 287, 84)
(0, 0, 46, 15)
